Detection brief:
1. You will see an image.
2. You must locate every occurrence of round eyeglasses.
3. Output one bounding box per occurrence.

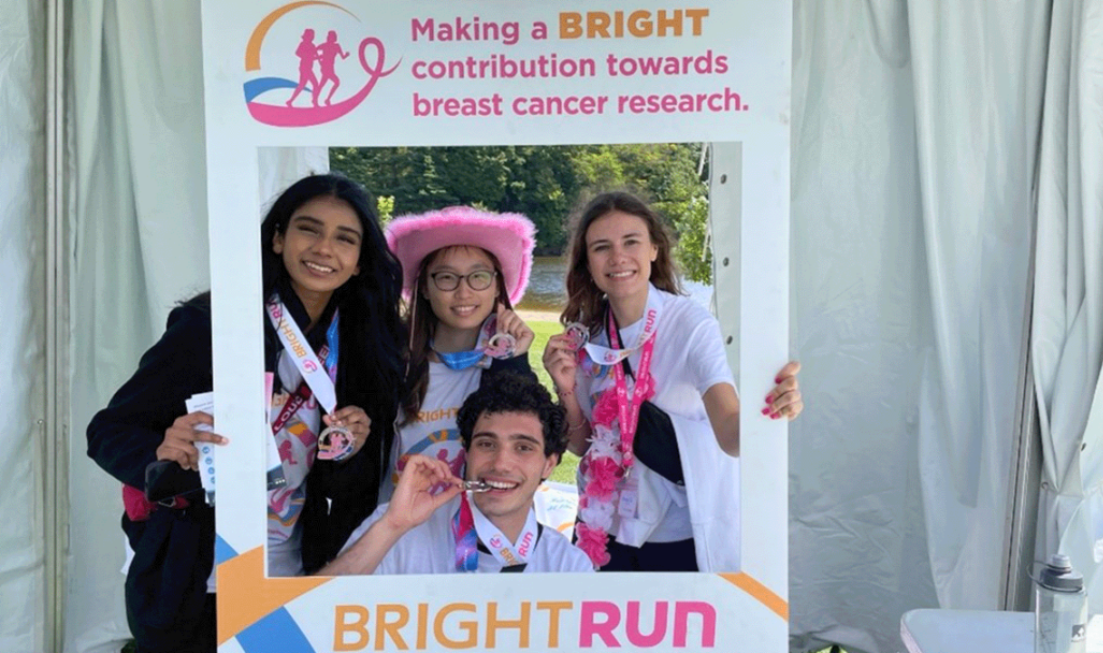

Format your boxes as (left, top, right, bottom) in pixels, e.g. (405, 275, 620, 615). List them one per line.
(429, 270, 497, 292)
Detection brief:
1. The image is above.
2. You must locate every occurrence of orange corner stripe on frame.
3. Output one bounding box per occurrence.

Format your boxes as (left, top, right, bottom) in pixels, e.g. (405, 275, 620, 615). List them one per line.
(720, 573, 789, 621)
(217, 547, 332, 644)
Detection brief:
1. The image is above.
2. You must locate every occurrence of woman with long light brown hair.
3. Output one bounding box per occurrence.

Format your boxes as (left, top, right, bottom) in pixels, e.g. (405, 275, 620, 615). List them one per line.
(543, 191, 802, 572)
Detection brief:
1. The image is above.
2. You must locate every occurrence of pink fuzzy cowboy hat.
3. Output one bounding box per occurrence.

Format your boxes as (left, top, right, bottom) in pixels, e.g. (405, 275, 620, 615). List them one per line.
(385, 206, 536, 305)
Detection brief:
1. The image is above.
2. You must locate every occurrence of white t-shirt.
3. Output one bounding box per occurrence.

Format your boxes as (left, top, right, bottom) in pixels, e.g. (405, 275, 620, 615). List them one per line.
(576, 285, 736, 544)
(383, 362, 482, 499)
(340, 496, 595, 574)
(267, 350, 325, 577)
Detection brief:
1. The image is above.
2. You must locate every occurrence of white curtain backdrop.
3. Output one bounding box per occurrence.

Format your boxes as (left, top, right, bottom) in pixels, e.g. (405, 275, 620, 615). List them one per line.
(1032, 0, 1103, 617)
(907, 0, 1046, 610)
(788, 1, 1046, 651)
(0, 0, 46, 651)
(788, 3, 935, 650)
(66, 3, 326, 651)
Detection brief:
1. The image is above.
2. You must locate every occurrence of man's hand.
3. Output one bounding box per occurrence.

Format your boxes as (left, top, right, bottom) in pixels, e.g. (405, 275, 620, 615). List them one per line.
(383, 455, 463, 533)
(317, 455, 462, 576)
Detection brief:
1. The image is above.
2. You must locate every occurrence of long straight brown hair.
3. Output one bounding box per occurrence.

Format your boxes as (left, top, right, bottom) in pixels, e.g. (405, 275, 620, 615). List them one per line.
(400, 245, 512, 424)
(561, 191, 683, 333)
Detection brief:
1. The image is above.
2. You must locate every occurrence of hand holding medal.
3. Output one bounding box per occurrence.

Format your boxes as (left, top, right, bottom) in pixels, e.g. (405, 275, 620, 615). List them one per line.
(542, 320, 590, 399)
(384, 454, 464, 534)
(484, 333, 517, 359)
(318, 406, 371, 461)
(488, 302, 534, 359)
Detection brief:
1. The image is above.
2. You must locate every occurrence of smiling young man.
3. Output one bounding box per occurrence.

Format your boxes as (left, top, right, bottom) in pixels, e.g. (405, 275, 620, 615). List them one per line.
(320, 372, 593, 574)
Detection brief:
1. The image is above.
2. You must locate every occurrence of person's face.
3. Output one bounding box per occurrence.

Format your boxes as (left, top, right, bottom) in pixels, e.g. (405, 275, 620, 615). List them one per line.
(424, 246, 499, 334)
(272, 196, 362, 301)
(585, 210, 659, 305)
(466, 411, 558, 523)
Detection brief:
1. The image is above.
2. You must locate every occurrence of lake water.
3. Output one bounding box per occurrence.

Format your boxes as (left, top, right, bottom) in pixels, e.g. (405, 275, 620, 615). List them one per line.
(517, 256, 713, 315)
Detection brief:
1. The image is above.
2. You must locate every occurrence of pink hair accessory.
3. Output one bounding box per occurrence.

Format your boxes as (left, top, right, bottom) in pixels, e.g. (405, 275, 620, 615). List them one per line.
(385, 206, 536, 305)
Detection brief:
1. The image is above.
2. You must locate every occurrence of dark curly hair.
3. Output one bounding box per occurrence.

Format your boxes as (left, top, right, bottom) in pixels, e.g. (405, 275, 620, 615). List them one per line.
(457, 372, 568, 459)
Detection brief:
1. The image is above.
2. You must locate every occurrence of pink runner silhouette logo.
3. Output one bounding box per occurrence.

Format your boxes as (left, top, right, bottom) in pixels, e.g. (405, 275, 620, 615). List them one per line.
(243, 1, 399, 127)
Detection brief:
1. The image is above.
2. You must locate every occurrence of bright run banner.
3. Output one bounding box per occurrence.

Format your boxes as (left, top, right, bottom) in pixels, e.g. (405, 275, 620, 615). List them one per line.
(201, 1, 790, 651)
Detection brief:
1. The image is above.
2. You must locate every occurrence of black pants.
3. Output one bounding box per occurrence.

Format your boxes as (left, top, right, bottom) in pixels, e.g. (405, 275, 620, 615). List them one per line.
(600, 536, 699, 572)
(123, 504, 216, 653)
(132, 592, 215, 653)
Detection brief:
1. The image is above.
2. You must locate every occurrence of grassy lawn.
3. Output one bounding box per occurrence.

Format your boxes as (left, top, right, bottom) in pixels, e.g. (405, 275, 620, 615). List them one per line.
(527, 319, 582, 484)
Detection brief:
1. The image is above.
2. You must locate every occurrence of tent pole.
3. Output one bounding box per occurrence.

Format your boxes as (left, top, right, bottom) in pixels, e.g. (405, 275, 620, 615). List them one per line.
(1001, 181, 1042, 612)
(45, 0, 69, 649)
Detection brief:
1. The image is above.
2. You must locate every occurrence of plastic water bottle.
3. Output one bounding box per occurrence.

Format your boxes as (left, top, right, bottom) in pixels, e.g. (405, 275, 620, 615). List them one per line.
(1034, 553, 1088, 653)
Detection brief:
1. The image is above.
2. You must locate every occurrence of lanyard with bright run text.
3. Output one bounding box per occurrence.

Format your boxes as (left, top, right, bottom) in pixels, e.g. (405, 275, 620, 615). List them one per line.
(266, 296, 339, 414)
(582, 299, 660, 439)
(581, 296, 660, 369)
(451, 492, 540, 571)
(606, 307, 657, 460)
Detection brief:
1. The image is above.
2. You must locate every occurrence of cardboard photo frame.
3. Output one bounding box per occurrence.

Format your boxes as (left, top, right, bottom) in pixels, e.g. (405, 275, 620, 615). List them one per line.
(201, 2, 789, 651)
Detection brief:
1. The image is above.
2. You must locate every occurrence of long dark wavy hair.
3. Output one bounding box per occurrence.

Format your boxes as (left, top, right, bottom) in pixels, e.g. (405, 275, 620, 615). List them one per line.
(561, 191, 683, 333)
(259, 173, 406, 464)
(401, 245, 511, 424)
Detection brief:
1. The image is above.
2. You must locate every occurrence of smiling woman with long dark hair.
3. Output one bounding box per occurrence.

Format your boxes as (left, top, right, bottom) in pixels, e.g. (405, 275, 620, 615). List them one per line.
(86, 173, 405, 652)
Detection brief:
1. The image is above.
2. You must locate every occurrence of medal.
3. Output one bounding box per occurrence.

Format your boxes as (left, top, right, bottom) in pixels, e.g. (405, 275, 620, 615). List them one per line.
(485, 332, 517, 359)
(317, 424, 354, 461)
(434, 315, 517, 369)
(564, 322, 590, 351)
(463, 479, 492, 493)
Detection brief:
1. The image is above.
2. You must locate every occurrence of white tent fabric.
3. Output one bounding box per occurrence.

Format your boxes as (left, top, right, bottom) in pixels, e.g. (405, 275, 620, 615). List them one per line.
(907, 0, 1046, 610)
(1032, 0, 1103, 615)
(2, 0, 1100, 652)
(65, 3, 327, 652)
(0, 1, 46, 652)
(788, 4, 935, 650)
(789, 1, 1047, 651)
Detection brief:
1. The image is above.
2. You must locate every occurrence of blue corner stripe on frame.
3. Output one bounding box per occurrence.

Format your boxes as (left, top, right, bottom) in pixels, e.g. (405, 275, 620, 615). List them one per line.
(237, 607, 317, 653)
(215, 534, 238, 565)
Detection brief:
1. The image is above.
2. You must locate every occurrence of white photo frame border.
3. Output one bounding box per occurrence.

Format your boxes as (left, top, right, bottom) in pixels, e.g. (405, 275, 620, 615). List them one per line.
(201, 2, 789, 651)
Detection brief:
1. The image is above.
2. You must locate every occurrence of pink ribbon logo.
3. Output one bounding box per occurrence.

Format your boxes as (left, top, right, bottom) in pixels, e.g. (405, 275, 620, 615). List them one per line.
(243, 2, 399, 127)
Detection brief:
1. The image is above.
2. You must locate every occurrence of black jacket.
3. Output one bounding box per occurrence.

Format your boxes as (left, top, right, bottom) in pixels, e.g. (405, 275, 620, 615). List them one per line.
(86, 292, 391, 645)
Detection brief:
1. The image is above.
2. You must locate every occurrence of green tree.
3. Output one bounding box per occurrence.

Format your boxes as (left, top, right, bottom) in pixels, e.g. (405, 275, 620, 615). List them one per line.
(376, 195, 395, 225)
(330, 143, 713, 283)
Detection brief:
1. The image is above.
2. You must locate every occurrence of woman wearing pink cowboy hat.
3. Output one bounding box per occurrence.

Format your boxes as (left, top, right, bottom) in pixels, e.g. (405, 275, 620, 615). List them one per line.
(383, 206, 539, 497)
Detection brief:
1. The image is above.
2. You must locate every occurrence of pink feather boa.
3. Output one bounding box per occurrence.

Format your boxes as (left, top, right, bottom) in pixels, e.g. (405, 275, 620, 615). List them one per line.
(576, 372, 655, 568)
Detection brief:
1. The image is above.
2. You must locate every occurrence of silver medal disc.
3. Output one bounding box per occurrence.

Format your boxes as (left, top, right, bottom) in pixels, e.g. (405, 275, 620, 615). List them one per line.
(318, 425, 354, 461)
(564, 322, 590, 351)
(486, 332, 517, 359)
